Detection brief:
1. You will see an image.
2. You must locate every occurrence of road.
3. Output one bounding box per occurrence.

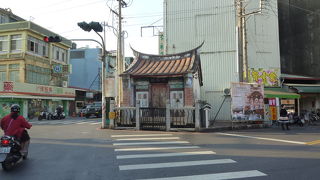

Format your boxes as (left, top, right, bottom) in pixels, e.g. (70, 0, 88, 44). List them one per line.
(1, 118, 320, 180)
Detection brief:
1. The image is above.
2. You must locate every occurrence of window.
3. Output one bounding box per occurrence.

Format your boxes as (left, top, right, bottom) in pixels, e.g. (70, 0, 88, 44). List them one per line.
(9, 64, 20, 82)
(26, 64, 50, 85)
(52, 45, 68, 62)
(10, 34, 22, 52)
(0, 15, 8, 24)
(27, 36, 48, 57)
(0, 64, 6, 81)
(0, 36, 8, 54)
(136, 92, 149, 107)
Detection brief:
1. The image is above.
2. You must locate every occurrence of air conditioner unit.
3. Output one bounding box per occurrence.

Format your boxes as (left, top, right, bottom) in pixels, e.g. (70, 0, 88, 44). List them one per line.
(62, 81, 68, 87)
(223, 88, 230, 96)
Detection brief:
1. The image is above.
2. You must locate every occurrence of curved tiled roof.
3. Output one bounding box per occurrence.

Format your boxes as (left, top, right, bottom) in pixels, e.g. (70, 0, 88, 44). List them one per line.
(123, 43, 203, 78)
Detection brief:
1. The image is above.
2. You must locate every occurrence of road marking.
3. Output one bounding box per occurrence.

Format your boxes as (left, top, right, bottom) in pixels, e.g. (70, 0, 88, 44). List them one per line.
(113, 141, 189, 146)
(115, 146, 200, 151)
(112, 134, 173, 137)
(217, 133, 306, 145)
(138, 170, 267, 180)
(116, 151, 216, 159)
(91, 122, 101, 125)
(119, 159, 236, 170)
(306, 140, 320, 145)
(76, 122, 90, 124)
(115, 137, 180, 141)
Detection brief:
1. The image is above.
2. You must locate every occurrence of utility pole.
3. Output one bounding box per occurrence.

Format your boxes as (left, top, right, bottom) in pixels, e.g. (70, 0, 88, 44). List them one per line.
(236, 0, 264, 82)
(116, 0, 127, 107)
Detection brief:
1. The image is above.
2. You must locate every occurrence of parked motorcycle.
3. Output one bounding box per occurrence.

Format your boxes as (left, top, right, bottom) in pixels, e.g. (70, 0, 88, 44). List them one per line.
(0, 135, 28, 171)
(38, 111, 51, 121)
(51, 111, 65, 120)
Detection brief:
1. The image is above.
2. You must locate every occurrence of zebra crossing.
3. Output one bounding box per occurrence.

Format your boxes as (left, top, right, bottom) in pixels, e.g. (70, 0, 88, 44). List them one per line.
(30, 119, 101, 125)
(112, 133, 267, 180)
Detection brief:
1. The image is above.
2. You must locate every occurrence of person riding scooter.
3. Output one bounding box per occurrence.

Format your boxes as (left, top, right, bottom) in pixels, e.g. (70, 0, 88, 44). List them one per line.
(0, 104, 32, 158)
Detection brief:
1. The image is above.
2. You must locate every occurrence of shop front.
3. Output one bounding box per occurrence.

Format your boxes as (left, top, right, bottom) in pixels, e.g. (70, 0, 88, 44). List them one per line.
(264, 88, 300, 122)
(0, 81, 75, 120)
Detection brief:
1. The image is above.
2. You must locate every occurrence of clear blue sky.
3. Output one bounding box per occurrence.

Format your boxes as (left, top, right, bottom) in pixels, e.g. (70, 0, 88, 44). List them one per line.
(1, 0, 163, 56)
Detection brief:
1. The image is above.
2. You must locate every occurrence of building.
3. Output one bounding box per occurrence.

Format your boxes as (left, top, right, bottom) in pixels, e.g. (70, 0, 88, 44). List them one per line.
(278, 0, 320, 112)
(163, 0, 282, 121)
(0, 8, 75, 119)
(69, 48, 104, 114)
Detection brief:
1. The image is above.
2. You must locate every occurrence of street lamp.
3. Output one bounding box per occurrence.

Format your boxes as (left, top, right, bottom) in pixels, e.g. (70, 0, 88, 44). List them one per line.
(77, 21, 111, 129)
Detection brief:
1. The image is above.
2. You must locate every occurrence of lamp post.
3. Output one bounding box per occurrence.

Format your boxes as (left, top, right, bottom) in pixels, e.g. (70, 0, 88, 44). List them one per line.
(77, 21, 111, 129)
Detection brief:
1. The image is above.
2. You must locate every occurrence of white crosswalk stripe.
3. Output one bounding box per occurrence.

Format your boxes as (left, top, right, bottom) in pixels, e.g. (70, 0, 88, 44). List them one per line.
(112, 133, 267, 179)
(112, 134, 173, 138)
(119, 159, 236, 170)
(115, 146, 200, 151)
(116, 151, 216, 159)
(113, 141, 189, 146)
(115, 137, 180, 141)
(138, 170, 267, 180)
(30, 119, 100, 125)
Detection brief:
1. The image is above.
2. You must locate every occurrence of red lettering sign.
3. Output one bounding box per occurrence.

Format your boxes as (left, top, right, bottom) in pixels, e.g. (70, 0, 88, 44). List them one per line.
(3, 82, 13, 92)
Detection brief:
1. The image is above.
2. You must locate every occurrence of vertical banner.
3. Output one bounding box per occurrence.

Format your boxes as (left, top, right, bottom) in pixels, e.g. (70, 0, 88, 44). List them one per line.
(231, 82, 265, 121)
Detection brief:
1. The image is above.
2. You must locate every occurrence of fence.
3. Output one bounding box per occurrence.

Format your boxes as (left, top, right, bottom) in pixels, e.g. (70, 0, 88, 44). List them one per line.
(114, 102, 200, 131)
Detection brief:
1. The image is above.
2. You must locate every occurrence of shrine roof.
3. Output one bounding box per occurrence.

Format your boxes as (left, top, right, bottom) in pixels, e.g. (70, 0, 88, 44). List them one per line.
(123, 43, 203, 78)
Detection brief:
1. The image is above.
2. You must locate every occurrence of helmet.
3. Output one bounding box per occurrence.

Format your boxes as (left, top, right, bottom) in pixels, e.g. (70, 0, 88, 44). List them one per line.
(11, 104, 20, 113)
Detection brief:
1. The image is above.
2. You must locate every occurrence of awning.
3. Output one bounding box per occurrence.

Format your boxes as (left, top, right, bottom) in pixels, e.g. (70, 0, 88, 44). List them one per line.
(289, 86, 320, 93)
(264, 89, 300, 99)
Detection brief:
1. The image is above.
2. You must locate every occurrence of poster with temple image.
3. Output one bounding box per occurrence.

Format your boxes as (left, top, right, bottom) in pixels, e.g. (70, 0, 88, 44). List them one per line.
(231, 82, 265, 121)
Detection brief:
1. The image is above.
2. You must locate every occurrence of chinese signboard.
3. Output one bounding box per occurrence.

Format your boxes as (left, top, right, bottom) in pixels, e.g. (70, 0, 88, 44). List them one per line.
(0, 81, 75, 97)
(159, 32, 165, 55)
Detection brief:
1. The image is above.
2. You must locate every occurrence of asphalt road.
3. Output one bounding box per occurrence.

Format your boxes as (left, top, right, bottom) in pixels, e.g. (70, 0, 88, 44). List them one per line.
(1, 118, 319, 180)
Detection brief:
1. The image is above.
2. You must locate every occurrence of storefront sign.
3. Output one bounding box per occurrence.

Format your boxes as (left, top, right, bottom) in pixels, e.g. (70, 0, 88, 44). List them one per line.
(3, 82, 13, 92)
(269, 98, 276, 106)
(0, 81, 75, 97)
(269, 106, 277, 121)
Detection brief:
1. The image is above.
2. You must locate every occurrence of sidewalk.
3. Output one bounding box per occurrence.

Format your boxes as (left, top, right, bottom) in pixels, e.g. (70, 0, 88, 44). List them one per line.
(199, 120, 270, 132)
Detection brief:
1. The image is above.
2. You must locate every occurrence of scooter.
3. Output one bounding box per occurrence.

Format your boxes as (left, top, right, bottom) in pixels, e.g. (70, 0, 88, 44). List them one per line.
(0, 135, 29, 171)
(51, 111, 65, 120)
(38, 111, 51, 121)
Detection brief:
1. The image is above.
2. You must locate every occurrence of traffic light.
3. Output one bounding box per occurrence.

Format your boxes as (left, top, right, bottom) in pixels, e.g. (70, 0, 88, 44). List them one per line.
(89, 21, 103, 32)
(43, 36, 62, 43)
(77, 21, 92, 32)
(78, 21, 103, 32)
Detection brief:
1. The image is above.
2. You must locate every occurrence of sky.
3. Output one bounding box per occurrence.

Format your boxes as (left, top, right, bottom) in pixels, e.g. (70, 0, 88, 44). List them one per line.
(1, 0, 163, 56)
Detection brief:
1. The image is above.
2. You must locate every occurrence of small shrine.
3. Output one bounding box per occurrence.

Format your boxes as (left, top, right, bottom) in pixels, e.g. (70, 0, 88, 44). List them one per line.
(120, 43, 203, 108)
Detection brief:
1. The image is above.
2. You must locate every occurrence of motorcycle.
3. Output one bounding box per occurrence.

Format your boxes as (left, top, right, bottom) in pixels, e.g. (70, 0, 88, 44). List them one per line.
(0, 135, 28, 171)
(38, 111, 51, 121)
(51, 111, 65, 120)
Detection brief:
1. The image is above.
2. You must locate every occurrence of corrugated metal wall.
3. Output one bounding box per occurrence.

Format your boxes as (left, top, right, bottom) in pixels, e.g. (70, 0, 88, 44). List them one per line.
(164, 0, 281, 121)
(164, 0, 237, 120)
(246, 0, 281, 70)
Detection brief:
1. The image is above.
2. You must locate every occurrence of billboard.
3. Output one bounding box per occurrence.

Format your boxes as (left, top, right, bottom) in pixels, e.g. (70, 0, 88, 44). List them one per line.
(231, 82, 265, 121)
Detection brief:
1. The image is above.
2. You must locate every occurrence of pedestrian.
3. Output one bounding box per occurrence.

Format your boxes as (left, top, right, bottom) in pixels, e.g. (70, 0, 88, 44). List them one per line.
(279, 104, 290, 130)
(1, 104, 32, 158)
